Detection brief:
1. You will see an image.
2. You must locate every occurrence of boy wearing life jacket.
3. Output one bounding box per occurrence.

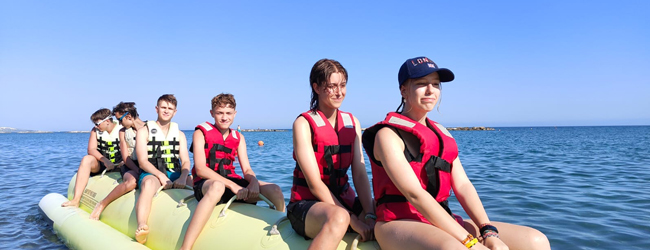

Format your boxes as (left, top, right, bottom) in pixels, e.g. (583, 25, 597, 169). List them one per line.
(180, 93, 285, 250)
(62, 108, 124, 207)
(89, 102, 145, 220)
(134, 94, 193, 244)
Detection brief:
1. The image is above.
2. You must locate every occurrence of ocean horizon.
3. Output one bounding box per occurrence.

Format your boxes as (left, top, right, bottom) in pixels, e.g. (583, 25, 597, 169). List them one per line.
(2, 124, 649, 134)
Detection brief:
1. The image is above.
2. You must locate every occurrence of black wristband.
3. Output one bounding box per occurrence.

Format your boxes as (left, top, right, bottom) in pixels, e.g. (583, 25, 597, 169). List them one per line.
(479, 224, 499, 236)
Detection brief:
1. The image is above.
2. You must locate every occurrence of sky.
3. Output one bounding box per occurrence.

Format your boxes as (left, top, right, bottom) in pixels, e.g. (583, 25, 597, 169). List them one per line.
(1, 1, 648, 131)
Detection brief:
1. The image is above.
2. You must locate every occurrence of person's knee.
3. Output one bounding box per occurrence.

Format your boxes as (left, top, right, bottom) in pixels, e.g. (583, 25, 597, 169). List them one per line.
(203, 181, 225, 202)
(141, 177, 159, 191)
(208, 181, 225, 193)
(528, 229, 550, 249)
(124, 177, 137, 190)
(326, 207, 350, 230)
(266, 184, 282, 197)
(80, 155, 95, 168)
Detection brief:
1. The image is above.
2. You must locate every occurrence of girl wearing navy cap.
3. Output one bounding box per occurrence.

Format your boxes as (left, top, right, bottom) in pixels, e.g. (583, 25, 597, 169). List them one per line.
(362, 57, 550, 250)
(288, 59, 375, 249)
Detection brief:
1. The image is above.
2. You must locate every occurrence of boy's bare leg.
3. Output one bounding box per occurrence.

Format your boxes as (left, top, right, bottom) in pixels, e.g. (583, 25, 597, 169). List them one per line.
(90, 170, 138, 220)
(62, 155, 100, 207)
(180, 180, 225, 250)
(135, 175, 161, 244)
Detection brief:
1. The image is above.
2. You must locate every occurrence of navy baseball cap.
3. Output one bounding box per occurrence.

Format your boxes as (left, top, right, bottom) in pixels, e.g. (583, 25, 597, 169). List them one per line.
(398, 56, 455, 86)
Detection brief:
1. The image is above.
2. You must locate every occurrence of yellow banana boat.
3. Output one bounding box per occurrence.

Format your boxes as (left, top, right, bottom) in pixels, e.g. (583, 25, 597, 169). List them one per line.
(39, 172, 380, 250)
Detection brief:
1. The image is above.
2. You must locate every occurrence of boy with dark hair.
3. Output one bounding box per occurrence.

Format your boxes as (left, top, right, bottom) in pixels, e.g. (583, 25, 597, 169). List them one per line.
(89, 102, 146, 220)
(62, 108, 124, 207)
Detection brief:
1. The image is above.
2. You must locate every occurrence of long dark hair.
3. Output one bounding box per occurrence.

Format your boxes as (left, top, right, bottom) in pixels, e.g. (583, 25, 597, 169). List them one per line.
(309, 59, 348, 112)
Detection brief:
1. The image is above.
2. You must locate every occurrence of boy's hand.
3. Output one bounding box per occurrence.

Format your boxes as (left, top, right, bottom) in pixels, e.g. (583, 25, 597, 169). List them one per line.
(113, 162, 125, 171)
(157, 174, 173, 189)
(246, 179, 260, 200)
(230, 185, 248, 200)
(101, 158, 115, 170)
(172, 176, 187, 189)
(349, 215, 373, 242)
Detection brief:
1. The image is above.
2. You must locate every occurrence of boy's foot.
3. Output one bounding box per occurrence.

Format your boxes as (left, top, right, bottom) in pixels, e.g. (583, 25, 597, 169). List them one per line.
(135, 224, 149, 244)
(61, 200, 79, 207)
(89, 203, 106, 220)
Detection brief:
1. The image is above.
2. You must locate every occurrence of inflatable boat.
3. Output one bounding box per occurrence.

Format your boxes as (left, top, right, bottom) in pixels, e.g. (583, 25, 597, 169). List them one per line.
(39, 172, 380, 250)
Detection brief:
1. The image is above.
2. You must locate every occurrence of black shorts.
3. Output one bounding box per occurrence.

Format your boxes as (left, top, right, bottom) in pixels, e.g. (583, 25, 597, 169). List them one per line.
(287, 197, 363, 240)
(89, 161, 108, 177)
(120, 158, 140, 178)
(193, 177, 251, 204)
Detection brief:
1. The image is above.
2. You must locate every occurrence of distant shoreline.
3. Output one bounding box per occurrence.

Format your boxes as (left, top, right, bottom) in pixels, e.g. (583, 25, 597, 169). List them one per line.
(447, 127, 495, 131)
(3, 125, 649, 134)
(240, 129, 287, 132)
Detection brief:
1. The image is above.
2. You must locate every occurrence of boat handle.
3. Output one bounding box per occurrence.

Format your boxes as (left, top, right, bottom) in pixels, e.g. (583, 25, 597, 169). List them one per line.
(154, 185, 194, 198)
(219, 193, 278, 217)
(151, 185, 195, 207)
(269, 216, 289, 235)
(100, 169, 108, 178)
(99, 162, 124, 179)
(350, 234, 361, 250)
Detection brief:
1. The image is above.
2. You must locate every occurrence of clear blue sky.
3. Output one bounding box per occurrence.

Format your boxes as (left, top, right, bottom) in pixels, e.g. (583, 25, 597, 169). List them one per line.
(1, 1, 648, 131)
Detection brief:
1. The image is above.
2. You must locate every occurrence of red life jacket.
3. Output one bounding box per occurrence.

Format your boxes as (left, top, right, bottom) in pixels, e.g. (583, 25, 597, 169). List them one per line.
(191, 122, 242, 184)
(290, 110, 356, 209)
(362, 112, 459, 223)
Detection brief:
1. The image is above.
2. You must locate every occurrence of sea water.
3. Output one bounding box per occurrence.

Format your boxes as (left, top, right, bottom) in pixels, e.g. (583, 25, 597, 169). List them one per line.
(1, 126, 649, 249)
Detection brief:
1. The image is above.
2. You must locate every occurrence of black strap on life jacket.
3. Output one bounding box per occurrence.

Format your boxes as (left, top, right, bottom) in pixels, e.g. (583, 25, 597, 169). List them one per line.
(292, 144, 353, 209)
(206, 143, 235, 177)
(292, 174, 353, 211)
(318, 144, 351, 196)
(376, 122, 453, 214)
(425, 121, 451, 197)
(293, 168, 351, 194)
(147, 136, 181, 173)
(376, 195, 453, 216)
(97, 139, 122, 163)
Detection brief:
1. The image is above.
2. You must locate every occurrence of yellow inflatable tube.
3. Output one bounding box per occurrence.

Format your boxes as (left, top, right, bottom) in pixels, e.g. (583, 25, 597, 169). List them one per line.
(39, 172, 380, 250)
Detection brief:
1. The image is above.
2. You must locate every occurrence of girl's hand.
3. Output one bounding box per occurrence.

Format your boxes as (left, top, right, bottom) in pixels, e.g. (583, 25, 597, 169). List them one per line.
(483, 236, 508, 250)
(350, 216, 373, 241)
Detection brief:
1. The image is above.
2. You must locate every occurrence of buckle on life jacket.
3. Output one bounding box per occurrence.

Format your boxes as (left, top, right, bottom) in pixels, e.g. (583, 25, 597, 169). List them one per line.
(424, 156, 451, 173)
